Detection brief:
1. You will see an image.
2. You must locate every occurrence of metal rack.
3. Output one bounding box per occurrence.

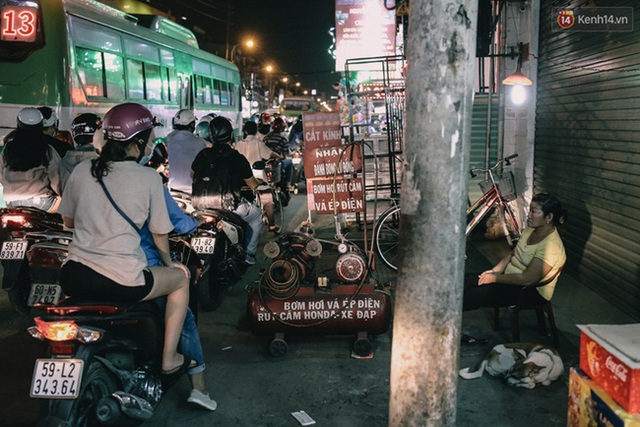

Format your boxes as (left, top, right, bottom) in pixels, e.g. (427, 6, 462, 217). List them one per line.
(341, 55, 406, 226)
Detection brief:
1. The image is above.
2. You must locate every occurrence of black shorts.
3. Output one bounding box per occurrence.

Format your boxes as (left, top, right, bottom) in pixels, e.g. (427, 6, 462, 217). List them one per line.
(60, 260, 154, 303)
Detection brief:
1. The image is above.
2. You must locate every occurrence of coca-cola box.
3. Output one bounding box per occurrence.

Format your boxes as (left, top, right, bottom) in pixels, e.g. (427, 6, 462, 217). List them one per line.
(578, 324, 640, 413)
(568, 368, 640, 427)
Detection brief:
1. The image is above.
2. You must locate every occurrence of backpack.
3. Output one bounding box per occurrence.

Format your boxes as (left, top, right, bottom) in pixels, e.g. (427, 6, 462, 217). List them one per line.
(191, 148, 238, 210)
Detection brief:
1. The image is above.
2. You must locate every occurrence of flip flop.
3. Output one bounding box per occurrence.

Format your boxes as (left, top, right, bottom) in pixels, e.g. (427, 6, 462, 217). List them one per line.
(161, 356, 193, 389)
(461, 334, 489, 346)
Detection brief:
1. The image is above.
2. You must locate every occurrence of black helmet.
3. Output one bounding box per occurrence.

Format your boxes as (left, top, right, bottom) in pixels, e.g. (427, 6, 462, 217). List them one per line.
(71, 113, 102, 145)
(38, 106, 59, 129)
(17, 107, 44, 133)
(243, 121, 257, 136)
(208, 116, 233, 144)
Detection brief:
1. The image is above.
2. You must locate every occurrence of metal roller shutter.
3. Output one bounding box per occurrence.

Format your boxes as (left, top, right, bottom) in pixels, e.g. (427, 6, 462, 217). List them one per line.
(535, 0, 640, 318)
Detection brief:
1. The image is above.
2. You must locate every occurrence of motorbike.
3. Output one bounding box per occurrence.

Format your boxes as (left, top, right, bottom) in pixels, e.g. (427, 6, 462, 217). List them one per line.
(28, 296, 170, 426)
(0, 207, 64, 313)
(190, 208, 248, 312)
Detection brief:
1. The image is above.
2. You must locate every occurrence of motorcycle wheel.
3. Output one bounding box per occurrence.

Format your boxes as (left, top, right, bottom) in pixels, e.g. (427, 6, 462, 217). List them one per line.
(7, 286, 29, 315)
(198, 274, 222, 312)
(38, 362, 117, 427)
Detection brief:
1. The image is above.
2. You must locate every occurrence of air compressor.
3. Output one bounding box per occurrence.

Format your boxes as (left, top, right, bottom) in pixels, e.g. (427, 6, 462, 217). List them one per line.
(246, 232, 392, 357)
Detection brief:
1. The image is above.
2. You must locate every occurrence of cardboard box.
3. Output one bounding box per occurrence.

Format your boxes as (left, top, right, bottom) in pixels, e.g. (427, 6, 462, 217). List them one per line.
(578, 324, 640, 413)
(568, 368, 640, 427)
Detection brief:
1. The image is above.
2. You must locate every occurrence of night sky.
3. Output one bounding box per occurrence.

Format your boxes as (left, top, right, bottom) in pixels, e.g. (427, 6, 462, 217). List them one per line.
(148, 0, 340, 97)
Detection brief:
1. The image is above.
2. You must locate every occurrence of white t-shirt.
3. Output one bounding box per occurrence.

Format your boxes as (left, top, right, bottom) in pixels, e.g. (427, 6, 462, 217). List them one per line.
(234, 134, 278, 166)
(59, 160, 173, 286)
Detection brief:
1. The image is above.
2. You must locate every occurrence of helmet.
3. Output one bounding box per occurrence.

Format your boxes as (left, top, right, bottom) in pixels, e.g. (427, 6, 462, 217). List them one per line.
(71, 113, 102, 139)
(198, 113, 216, 124)
(260, 112, 272, 125)
(103, 103, 154, 142)
(38, 106, 58, 128)
(173, 109, 196, 126)
(272, 117, 286, 133)
(17, 107, 44, 132)
(195, 121, 210, 140)
(208, 116, 233, 144)
(243, 121, 258, 136)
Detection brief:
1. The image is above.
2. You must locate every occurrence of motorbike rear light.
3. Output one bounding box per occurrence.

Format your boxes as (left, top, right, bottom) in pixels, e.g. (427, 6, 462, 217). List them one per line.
(1, 214, 29, 228)
(26, 247, 67, 267)
(33, 317, 78, 341)
(50, 342, 75, 355)
(202, 215, 216, 225)
(76, 327, 104, 344)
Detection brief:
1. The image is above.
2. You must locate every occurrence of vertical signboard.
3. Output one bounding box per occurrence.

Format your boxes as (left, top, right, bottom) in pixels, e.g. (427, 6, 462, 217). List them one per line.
(335, 0, 396, 71)
(302, 111, 364, 214)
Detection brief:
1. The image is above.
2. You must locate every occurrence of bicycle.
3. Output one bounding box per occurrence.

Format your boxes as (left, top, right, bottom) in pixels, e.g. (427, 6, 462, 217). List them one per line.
(373, 154, 521, 271)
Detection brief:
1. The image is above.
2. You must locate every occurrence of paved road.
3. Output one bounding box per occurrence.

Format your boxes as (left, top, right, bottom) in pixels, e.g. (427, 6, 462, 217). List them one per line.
(0, 191, 395, 427)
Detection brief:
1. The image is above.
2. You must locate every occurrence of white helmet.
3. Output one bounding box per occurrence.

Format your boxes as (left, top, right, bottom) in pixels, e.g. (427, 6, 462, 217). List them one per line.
(173, 109, 196, 127)
(17, 107, 44, 131)
(38, 106, 58, 128)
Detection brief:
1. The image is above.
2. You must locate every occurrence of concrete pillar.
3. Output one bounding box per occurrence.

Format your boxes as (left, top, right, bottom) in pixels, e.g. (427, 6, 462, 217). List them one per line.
(388, 0, 478, 425)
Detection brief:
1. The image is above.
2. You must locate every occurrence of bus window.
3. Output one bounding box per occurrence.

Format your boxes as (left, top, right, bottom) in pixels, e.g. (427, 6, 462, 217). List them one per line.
(145, 63, 162, 101)
(104, 52, 125, 100)
(162, 67, 178, 102)
(220, 81, 229, 106)
(127, 59, 144, 99)
(76, 47, 105, 97)
(213, 80, 221, 105)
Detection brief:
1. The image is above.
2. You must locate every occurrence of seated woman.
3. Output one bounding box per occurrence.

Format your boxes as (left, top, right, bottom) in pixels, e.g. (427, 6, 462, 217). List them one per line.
(58, 102, 191, 376)
(463, 192, 567, 312)
(0, 107, 62, 212)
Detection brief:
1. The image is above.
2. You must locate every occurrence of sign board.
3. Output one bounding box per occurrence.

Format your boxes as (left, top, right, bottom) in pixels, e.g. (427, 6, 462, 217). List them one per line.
(302, 112, 341, 151)
(306, 177, 365, 214)
(334, 0, 397, 71)
(303, 144, 362, 179)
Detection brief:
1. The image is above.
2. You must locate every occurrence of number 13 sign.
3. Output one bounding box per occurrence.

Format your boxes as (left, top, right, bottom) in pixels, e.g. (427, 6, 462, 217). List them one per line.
(1, 5, 39, 42)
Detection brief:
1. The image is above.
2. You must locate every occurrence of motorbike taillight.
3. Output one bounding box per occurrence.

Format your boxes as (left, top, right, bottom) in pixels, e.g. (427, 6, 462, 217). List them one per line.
(1, 214, 30, 229)
(26, 247, 67, 267)
(32, 317, 78, 341)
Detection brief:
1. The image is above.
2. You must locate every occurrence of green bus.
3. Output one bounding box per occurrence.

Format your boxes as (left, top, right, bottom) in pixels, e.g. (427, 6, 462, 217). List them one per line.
(0, 0, 242, 143)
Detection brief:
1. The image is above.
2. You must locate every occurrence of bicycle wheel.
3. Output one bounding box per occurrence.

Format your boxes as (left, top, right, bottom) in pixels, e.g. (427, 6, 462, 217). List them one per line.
(374, 205, 401, 271)
(498, 202, 520, 247)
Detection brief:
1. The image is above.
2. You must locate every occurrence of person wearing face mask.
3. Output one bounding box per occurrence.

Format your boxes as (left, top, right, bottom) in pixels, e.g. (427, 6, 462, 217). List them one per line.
(58, 102, 192, 380)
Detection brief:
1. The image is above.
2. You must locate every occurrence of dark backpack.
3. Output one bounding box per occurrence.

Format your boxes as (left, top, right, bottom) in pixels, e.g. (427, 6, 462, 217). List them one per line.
(192, 149, 238, 210)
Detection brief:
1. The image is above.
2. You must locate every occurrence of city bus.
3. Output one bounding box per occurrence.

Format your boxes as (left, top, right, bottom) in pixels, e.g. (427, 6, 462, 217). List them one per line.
(0, 0, 242, 143)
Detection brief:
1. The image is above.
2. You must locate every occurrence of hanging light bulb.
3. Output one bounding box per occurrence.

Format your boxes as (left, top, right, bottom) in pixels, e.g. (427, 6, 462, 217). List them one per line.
(502, 43, 532, 86)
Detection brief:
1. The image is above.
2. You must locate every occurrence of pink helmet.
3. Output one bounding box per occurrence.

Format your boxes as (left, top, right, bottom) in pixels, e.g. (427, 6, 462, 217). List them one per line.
(102, 103, 154, 142)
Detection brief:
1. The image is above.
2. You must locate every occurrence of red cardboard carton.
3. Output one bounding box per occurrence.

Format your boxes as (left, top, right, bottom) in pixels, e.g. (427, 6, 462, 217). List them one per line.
(578, 324, 640, 413)
(568, 368, 640, 427)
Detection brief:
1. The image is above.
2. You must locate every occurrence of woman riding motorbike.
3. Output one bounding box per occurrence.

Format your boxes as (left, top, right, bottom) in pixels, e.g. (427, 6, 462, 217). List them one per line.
(57, 102, 191, 377)
(0, 107, 62, 212)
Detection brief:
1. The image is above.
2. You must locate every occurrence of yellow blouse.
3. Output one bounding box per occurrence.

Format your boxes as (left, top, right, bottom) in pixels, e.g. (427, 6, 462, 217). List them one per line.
(504, 227, 566, 300)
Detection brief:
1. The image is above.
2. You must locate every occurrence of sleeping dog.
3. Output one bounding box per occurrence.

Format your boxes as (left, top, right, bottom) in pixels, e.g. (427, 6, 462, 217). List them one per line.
(459, 342, 564, 389)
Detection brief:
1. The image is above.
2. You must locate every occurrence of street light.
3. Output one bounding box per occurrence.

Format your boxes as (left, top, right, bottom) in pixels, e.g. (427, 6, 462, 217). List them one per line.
(229, 38, 255, 63)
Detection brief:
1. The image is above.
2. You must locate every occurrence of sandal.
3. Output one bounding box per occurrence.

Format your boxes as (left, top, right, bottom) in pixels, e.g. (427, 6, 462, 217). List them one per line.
(461, 334, 488, 346)
(161, 356, 193, 389)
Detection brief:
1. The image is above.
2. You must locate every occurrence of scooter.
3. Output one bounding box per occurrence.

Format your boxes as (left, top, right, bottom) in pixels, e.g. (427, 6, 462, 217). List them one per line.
(190, 208, 248, 312)
(28, 297, 169, 426)
(0, 207, 64, 313)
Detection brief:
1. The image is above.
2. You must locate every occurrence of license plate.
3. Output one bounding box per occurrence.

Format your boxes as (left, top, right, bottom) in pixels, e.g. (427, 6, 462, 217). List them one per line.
(0, 240, 28, 260)
(30, 359, 83, 399)
(191, 237, 215, 254)
(28, 284, 62, 307)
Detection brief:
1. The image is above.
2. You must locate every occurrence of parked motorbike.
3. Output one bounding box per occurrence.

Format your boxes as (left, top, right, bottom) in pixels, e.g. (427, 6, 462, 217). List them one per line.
(0, 207, 64, 313)
(190, 208, 248, 312)
(28, 297, 170, 426)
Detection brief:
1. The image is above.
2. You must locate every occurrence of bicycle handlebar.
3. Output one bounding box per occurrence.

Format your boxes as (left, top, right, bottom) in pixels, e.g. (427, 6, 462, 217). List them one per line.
(469, 153, 518, 177)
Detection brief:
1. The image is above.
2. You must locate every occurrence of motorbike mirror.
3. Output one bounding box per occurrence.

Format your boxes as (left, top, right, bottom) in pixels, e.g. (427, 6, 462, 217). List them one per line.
(252, 160, 266, 170)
